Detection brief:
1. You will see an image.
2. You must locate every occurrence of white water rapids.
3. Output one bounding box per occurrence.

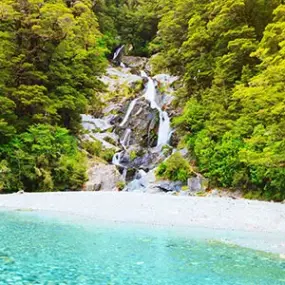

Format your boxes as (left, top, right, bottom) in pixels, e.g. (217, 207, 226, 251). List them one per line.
(141, 71, 171, 147)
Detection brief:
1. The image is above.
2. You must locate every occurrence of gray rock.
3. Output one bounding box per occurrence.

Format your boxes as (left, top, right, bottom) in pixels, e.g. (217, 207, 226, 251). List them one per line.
(115, 98, 159, 148)
(100, 66, 143, 92)
(187, 175, 208, 193)
(156, 181, 183, 192)
(121, 56, 148, 70)
(81, 114, 113, 132)
(85, 162, 122, 191)
(86, 182, 102, 192)
(81, 133, 119, 151)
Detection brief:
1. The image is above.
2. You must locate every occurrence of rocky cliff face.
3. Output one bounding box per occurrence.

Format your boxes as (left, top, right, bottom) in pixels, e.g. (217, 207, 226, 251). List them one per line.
(80, 53, 249, 199)
(82, 55, 205, 194)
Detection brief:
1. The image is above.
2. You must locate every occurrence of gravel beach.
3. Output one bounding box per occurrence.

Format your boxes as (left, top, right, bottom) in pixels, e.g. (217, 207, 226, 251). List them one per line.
(0, 192, 284, 254)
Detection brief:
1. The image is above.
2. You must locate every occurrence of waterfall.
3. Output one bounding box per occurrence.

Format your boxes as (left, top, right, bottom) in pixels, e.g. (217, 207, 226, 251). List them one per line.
(120, 128, 131, 149)
(112, 152, 121, 166)
(120, 62, 126, 68)
(143, 76, 171, 147)
(111, 129, 131, 168)
(157, 111, 171, 147)
(120, 98, 139, 127)
(113, 45, 124, 61)
(144, 77, 159, 109)
(111, 67, 172, 187)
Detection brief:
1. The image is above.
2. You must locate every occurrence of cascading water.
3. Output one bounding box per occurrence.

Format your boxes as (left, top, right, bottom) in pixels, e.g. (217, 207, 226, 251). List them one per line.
(142, 73, 171, 147)
(120, 128, 132, 149)
(112, 152, 121, 166)
(110, 51, 174, 188)
(120, 99, 139, 127)
(157, 111, 171, 147)
(113, 45, 124, 62)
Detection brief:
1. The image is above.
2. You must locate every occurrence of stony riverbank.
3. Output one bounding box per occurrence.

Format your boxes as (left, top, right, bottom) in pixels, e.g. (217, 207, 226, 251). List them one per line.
(0, 192, 284, 254)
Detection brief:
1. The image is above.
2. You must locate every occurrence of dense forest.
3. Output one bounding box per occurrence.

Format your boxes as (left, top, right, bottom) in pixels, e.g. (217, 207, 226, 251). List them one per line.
(0, 0, 285, 201)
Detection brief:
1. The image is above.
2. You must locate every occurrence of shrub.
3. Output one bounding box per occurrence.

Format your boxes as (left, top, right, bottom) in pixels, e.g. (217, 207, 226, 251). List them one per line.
(116, 181, 126, 191)
(100, 148, 116, 163)
(156, 152, 192, 182)
(0, 124, 87, 192)
(81, 140, 102, 156)
(129, 150, 137, 161)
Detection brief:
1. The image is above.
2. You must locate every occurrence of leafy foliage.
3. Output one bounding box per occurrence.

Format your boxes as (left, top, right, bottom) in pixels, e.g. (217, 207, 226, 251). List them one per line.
(94, 0, 160, 56)
(153, 0, 285, 201)
(0, 125, 87, 192)
(0, 0, 107, 192)
(156, 152, 192, 183)
(1, 0, 285, 201)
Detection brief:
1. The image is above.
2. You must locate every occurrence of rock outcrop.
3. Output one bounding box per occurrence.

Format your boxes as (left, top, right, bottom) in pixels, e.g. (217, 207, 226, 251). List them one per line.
(85, 161, 122, 192)
(82, 56, 183, 191)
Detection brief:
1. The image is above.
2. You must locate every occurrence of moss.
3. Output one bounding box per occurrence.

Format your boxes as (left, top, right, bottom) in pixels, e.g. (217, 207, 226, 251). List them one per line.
(104, 136, 117, 146)
(116, 181, 126, 191)
(100, 148, 116, 163)
(81, 140, 102, 157)
(177, 136, 188, 150)
(196, 191, 207, 197)
(157, 83, 167, 94)
(129, 150, 137, 161)
(162, 145, 172, 156)
(133, 80, 144, 92)
(181, 185, 189, 191)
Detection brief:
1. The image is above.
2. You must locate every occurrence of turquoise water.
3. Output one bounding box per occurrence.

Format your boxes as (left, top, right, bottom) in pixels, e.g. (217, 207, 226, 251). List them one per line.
(0, 211, 284, 285)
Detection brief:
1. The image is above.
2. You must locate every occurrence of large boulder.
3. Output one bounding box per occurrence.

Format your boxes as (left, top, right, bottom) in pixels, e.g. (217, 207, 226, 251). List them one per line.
(121, 56, 148, 71)
(100, 66, 143, 92)
(85, 161, 122, 191)
(187, 175, 209, 195)
(155, 181, 183, 192)
(116, 98, 159, 148)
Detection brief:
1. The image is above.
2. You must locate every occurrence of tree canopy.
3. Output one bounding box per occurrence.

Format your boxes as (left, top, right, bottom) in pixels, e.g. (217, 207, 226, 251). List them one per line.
(0, 0, 107, 192)
(1, 0, 285, 200)
(152, 0, 285, 201)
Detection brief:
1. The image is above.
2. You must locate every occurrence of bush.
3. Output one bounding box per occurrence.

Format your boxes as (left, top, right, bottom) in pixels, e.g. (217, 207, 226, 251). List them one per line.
(81, 140, 102, 156)
(0, 124, 87, 192)
(129, 150, 137, 161)
(116, 181, 126, 191)
(156, 152, 192, 182)
(100, 148, 116, 163)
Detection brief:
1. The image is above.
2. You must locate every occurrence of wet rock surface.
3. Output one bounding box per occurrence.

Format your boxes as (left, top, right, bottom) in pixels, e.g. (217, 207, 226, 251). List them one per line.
(82, 55, 187, 194)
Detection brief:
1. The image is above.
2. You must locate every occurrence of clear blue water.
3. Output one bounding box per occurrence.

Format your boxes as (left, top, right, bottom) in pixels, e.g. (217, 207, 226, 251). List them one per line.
(0, 211, 284, 285)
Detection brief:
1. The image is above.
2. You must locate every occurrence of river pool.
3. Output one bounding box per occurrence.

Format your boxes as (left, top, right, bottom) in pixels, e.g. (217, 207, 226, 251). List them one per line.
(0, 210, 284, 284)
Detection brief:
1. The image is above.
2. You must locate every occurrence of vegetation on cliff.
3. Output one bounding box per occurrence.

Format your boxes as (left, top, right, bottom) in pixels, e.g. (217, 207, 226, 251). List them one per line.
(0, 0, 107, 191)
(1, 0, 285, 200)
(152, 0, 285, 201)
